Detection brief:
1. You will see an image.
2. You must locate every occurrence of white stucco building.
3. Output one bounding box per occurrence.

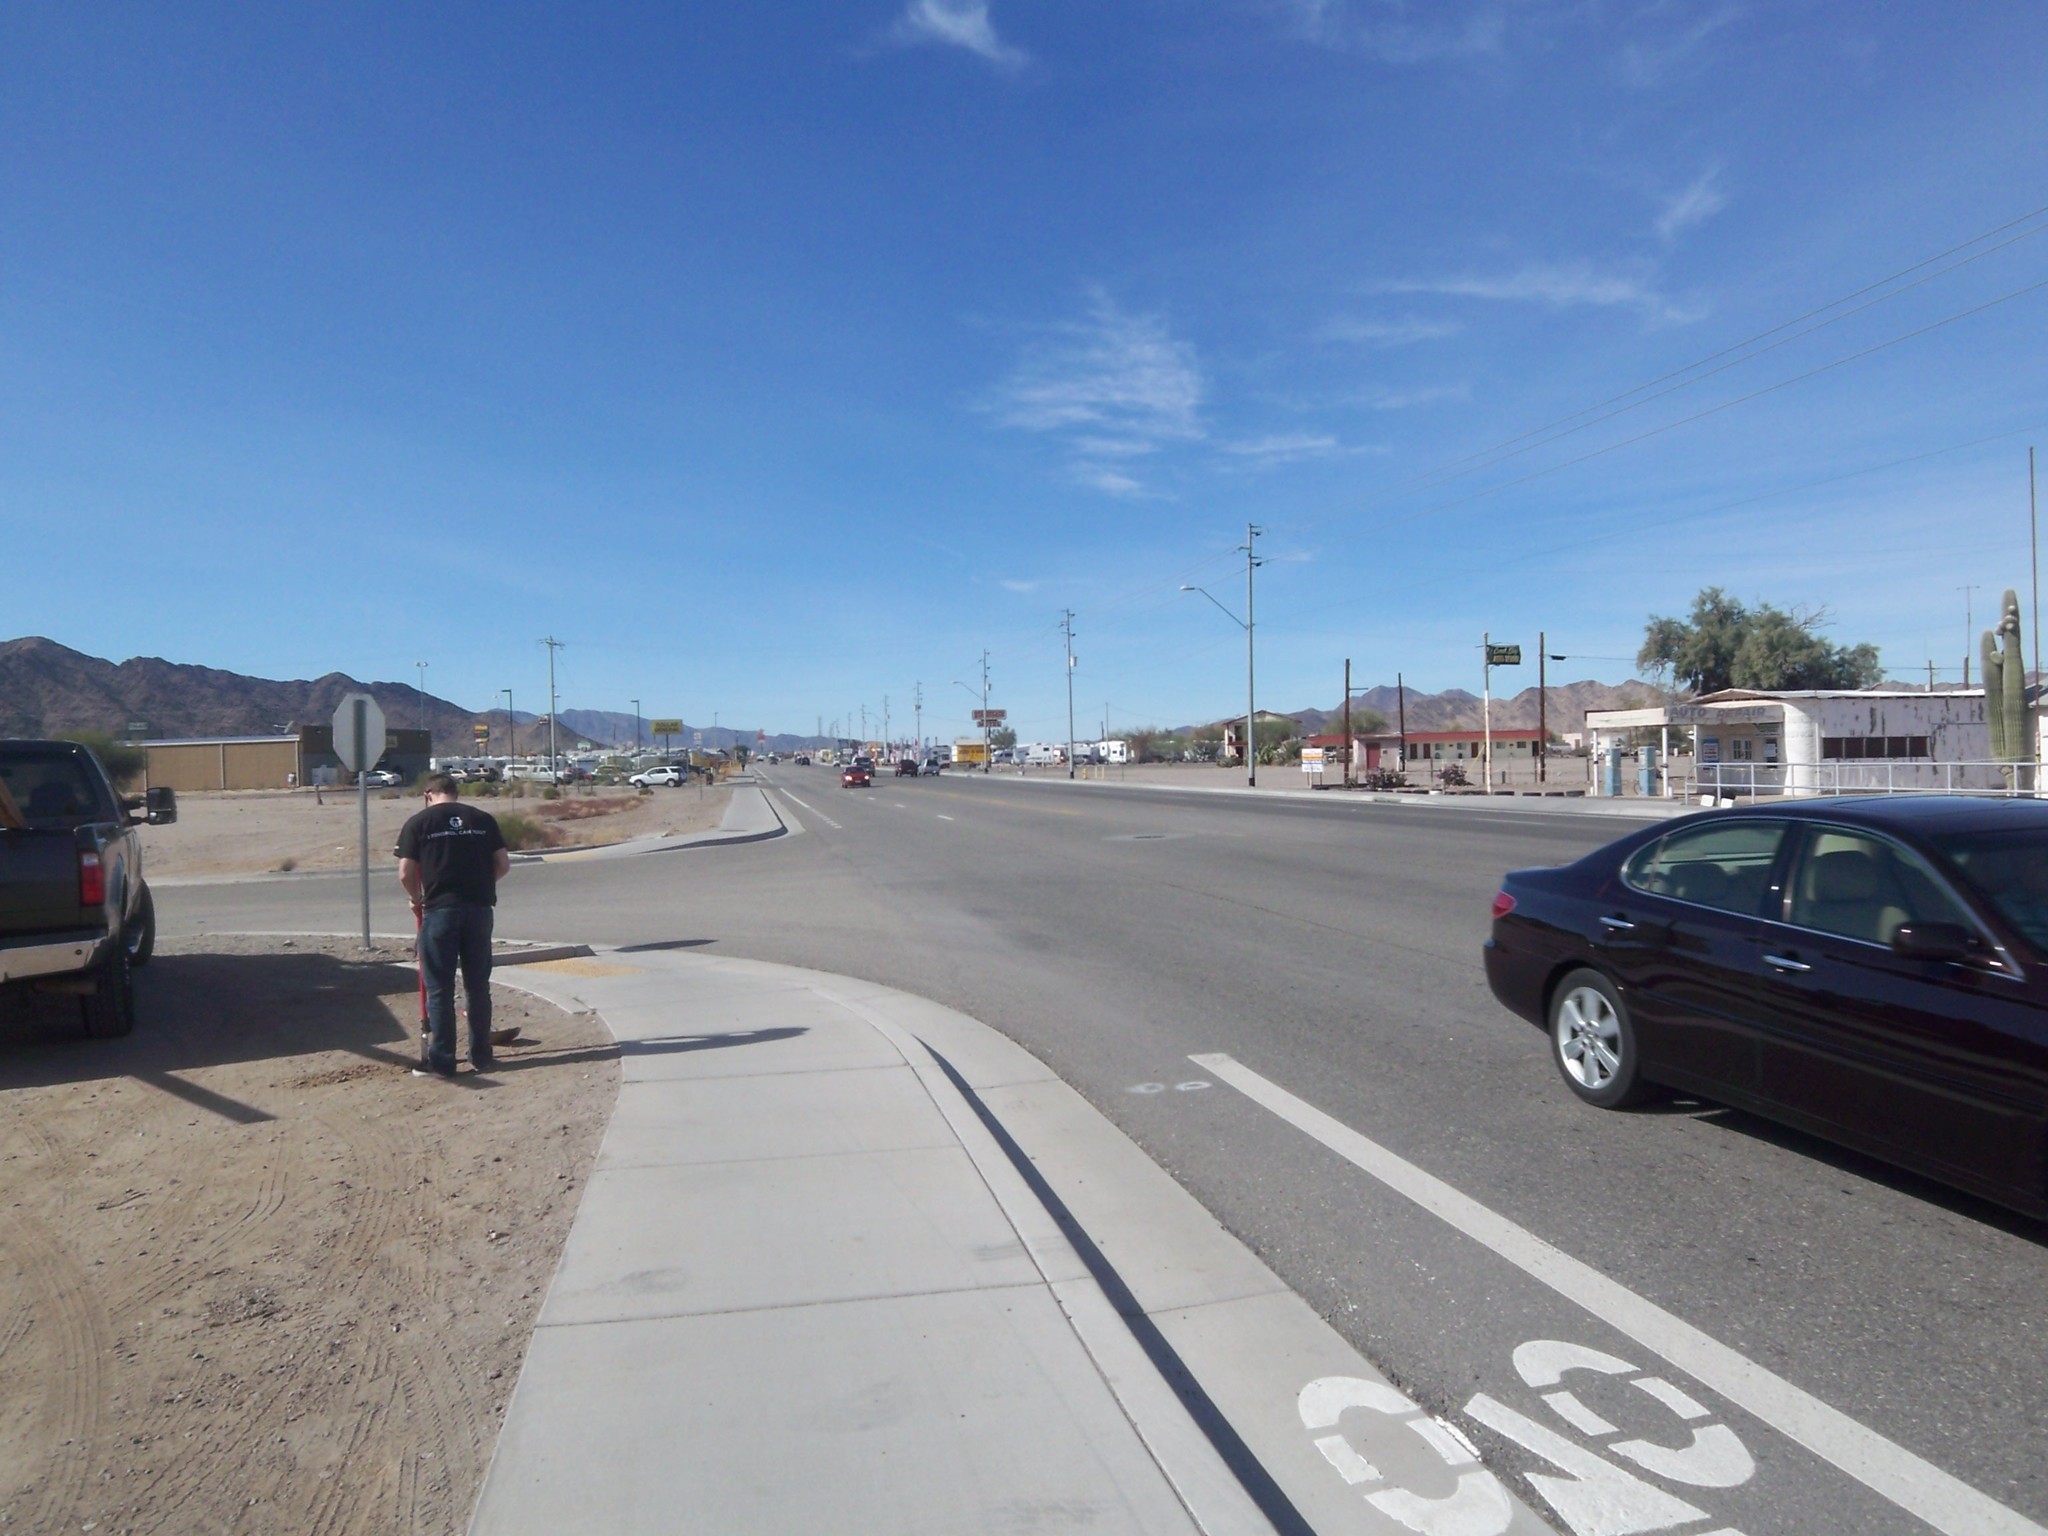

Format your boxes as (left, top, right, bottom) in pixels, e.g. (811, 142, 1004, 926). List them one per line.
(1584, 688, 2031, 796)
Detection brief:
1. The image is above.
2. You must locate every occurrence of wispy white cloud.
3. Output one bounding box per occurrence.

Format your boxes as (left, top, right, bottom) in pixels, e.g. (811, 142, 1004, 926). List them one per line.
(1378, 261, 1700, 322)
(1615, 4, 1742, 88)
(1323, 315, 1464, 348)
(1274, 0, 1510, 65)
(1222, 432, 1343, 459)
(890, 0, 1028, 69)
(999, 577, 1041, 593)
(1654, 166, 1729, 241)
(1364, 383, 1470, 410)
(987, 291, 1205, 494)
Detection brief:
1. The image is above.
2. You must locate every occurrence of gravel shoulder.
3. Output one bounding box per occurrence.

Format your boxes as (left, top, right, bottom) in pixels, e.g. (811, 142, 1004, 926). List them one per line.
(138, 781, 733, 878)
(0, 932, 618, 1536)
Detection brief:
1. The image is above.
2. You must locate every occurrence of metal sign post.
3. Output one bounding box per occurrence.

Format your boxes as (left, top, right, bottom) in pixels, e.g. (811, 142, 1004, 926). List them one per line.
(1481, 641, 1521, 793)
(332, 692, 387, 949)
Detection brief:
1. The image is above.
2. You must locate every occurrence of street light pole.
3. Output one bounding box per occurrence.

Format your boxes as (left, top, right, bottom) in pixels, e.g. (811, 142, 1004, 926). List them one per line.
(632, 698, 641, 754)
(502, 689, 514, 761)
(1062, 609, 1077, 779)
(541, 636, 563, 774)
(415, 661, 429, 739)
(1180, 524, 1262, 789)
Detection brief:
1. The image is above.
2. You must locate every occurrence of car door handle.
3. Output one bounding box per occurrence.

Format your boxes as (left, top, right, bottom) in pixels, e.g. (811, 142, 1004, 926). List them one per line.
(1598, 916, 1636, 932)
(1762, 953, 1811, 974)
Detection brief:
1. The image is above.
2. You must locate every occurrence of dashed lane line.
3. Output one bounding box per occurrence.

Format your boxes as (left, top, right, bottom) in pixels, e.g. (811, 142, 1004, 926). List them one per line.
(1192, 1051, 2047, 1536)
(772, 787, 841, 832)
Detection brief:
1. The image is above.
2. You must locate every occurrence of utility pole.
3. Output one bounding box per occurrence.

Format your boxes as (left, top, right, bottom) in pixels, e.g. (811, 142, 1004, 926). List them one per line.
(502, 688, 515, 761)
(1538, 633, 1547, 785)
(1343, 658, 1353, 788)
(632, 698, 641, 754)
(883, 696, 891, 757)
(1927, 660, 1937, 692)
(541, 636, 563, 773)
(2032, 445, 2040, 686)
(982, 651, 992, 773)
(1244, 524, 1262, 788)
(1483, 631, 1494, 792)
(1062, 609, 1077, 779)
(1397, 671, 1408, 782)
(1960, 585, 1981, 690)
(913, 683, 923, 756)
(860, 704, 867, 746)
(415, 660, 429, 741)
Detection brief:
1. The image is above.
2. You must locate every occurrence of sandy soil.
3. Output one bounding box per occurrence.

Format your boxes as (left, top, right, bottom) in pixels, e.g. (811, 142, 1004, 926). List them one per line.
(0, 933, 619, 1536)
(139, 781, 733, 878)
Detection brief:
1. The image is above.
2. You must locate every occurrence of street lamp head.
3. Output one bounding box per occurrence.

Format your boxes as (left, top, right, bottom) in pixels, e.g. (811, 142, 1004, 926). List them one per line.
(1179, 585, 1197, 592)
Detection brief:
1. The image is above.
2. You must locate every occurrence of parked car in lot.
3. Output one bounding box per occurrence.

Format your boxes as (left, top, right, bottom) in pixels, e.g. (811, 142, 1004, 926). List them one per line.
(840, 762, 872, 788)
(628, 765, 686, 787)
(0, 740, 176, 1038)
(356, 768, 403, 788)
(1485, 796, 2048, 1217)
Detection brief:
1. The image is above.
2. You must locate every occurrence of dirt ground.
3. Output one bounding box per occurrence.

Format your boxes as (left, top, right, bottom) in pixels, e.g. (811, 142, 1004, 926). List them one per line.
(139, 780, 733, 879)
(0, 932, 619, 1536)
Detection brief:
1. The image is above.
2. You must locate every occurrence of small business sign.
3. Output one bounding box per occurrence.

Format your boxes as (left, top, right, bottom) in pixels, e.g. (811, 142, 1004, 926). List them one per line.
(473, 722, 491, 740)
(1485, 644, 1522, 666)
(650, 718, 683, 736)
(1301, 746, 1326, 773)
(973, 709, 1007, 725)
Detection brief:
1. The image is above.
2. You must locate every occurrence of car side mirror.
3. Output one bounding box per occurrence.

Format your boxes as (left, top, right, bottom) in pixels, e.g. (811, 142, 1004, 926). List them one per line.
(1890, 921, 1972, 963)
(145, 786, 178, 826)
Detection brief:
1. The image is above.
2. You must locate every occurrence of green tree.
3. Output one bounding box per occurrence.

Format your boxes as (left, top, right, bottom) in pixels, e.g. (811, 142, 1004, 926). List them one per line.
(70, 730, 146, 788)
(1639, 588, 1882, 695)
(990, 726, 1018, 750)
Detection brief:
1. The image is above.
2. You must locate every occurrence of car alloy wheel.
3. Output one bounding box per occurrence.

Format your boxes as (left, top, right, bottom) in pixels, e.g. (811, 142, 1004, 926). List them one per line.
(1548, 968, 1656, 1109)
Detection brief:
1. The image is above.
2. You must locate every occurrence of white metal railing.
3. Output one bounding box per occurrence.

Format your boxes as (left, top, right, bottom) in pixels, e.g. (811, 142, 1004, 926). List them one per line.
(1684, 760, 2038, 799)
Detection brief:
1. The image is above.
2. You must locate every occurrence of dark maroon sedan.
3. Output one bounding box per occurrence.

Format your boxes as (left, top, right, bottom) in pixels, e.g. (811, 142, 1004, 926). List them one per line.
(1485, 796, 2048, 1217)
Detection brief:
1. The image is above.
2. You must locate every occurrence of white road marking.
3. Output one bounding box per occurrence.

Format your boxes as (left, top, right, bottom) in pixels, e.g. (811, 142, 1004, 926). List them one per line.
(1300, 1376, 1517, 1535)
(936, 814, 955, 821)
(1194, 1052, 2046, 1536)
(773, 788, 841, 831)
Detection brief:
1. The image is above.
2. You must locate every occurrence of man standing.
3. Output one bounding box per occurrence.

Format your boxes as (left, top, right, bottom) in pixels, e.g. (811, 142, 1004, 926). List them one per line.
(397, 773, 510, 1077)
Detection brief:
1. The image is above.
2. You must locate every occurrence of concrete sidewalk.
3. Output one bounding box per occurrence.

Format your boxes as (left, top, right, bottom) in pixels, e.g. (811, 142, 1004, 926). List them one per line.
(472, 949, 1552, 1535)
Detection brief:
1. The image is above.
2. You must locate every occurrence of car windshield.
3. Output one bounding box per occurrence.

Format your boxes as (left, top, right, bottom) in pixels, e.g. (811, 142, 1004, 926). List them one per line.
(1921, 826, 2048, 952)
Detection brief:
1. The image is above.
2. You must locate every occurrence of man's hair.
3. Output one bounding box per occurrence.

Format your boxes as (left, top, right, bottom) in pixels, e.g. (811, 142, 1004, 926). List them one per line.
(422, 773, 460, 798)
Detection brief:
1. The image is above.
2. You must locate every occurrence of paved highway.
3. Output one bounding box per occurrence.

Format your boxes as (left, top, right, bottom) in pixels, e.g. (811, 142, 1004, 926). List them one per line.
(164, 768, 2048, 1535)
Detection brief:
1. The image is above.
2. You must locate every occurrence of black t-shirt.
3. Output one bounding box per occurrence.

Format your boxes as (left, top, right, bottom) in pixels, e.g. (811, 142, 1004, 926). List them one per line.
(395, 802, 507, 908)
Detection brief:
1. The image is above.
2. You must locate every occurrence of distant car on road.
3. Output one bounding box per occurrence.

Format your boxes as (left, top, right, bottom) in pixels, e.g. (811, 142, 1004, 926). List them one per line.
(894, 759, 918, 777)
(794, 754, 810, 766)
(840, 763, 872, 788)
(357, 769, 403, 788)
(629, 766, 685, 788)
(921, 759, 942, 776)
(1485, 795, 2048, 1218)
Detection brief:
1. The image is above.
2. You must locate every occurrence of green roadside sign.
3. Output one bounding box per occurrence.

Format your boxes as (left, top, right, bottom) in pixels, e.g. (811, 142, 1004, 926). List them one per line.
(1486, 645, 1522, 666)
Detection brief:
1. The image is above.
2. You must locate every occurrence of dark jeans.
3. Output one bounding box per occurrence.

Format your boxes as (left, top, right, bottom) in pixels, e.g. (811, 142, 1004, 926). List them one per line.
(419, 903, 494, 1073)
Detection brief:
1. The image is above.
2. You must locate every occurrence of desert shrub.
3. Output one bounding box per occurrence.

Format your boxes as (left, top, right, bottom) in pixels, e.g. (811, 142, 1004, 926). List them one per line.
(496, 812, 551, 851)
(378, 788, 402, 800)
(637, 785, 653, 797)
(70, 730, 147, 788)
(540, 786, 560, 801)
(1363, 768, 1407, 791)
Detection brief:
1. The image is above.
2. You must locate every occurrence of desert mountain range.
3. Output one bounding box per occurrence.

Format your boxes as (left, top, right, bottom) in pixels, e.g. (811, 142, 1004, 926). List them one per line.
(1, 635, 1663, 753)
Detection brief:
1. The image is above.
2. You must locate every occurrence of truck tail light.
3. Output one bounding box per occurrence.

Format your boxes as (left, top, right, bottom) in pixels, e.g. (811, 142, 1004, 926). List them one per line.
(1491, 889, 1517, 920)
(79, 849, 106, 907)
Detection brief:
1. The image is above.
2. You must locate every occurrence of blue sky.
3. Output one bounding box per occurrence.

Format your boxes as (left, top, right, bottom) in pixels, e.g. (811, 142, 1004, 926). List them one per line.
(6, 2, 2047, 745)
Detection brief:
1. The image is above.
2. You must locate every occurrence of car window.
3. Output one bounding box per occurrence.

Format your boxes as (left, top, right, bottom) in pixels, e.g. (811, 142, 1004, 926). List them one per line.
(0, 756, 102, 828)
(1918, 825, 2048, 953)
(1785, 827, 1975, 947)
(1623, 820, 1786, 916)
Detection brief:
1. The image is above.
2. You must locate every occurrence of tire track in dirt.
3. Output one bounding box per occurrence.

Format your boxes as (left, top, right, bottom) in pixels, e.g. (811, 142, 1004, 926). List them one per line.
(0, 1209, 110, 1534)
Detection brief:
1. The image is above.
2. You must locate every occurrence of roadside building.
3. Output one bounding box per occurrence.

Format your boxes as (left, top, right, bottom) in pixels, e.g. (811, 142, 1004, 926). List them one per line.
(143, 724, 431, 791)
(1402, 728, 1544, 765)
(1584, 688, 2014, 796)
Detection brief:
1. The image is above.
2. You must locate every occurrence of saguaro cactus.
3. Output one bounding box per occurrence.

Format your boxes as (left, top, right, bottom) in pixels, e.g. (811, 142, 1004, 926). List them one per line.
(1981, 588, 2033, 763)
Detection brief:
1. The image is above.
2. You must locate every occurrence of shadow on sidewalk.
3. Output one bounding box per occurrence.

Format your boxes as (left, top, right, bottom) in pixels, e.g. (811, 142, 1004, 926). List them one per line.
(489, 1026, 807, 1075)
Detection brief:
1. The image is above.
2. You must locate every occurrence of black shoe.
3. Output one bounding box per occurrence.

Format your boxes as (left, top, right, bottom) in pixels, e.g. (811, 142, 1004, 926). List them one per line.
(412, 1066, 456, 1080)
(471, 1054, 498, 1073)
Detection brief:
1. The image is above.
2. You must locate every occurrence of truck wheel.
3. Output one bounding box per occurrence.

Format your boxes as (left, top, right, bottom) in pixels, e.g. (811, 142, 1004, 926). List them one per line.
(126, 883, 157, 968)
(82, 946, 135, 1039)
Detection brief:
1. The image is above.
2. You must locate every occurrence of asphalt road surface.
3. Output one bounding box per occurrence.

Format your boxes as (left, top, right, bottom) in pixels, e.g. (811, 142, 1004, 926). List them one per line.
(162, 768, 2048, 1536)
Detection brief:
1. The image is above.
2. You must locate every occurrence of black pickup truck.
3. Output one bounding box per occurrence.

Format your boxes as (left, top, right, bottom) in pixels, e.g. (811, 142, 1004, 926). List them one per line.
(0, 740, 176, 1037)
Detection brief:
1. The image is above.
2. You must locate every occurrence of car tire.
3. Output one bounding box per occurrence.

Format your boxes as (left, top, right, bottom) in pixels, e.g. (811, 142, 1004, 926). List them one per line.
(82, 945, 136, 1039)
(1548, 968, 1657, 1109)
(126, 882, 156, 968)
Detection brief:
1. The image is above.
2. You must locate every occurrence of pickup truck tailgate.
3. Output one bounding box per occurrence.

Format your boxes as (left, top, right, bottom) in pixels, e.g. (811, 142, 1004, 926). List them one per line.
(0, 830, 88, 938)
